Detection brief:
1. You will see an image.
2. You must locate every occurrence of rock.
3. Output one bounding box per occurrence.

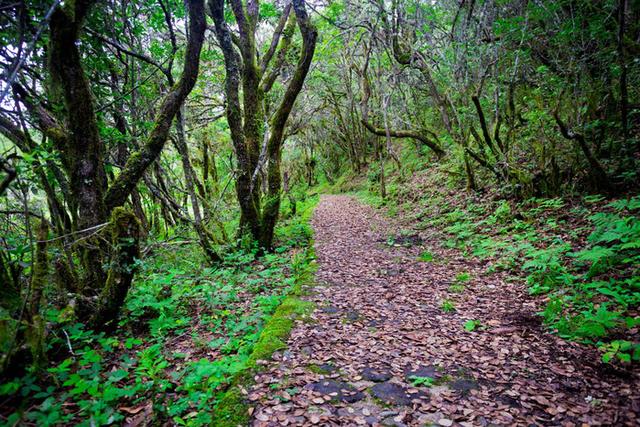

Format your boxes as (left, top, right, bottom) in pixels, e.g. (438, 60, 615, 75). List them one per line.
(365, 416, 378, 425)
(404, 365, 440, 382)
(382, 267, 405, 276)
(317, 363, 337, 374)
(417, 412, 443, 424)
(307, 380, 365, 403)
(371, 382, 427, 406)
(497, 394, 520, 407)
(337, 408, 353, 417)
(381, 417, 407, 427)
(368, 318, 384, 327)
(345, 310, 361, 321)
(361, 366, 392, 382)
(450, 378, 478, 394)
(393, 234, 424, 247)
(438, 418, 453, 426)
(320, 306, 339, 314)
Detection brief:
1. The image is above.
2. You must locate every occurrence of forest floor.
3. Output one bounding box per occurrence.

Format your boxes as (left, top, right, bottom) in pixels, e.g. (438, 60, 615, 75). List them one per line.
(248, 195, 639, 427)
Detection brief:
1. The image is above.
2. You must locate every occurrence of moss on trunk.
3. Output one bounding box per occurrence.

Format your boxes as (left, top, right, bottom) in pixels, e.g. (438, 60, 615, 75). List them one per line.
(27, 220, 49, 368)
(90, 208, 141, 332)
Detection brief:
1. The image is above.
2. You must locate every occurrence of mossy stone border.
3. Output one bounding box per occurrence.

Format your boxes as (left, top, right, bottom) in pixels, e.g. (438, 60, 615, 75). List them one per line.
(211, 244, 317, 426)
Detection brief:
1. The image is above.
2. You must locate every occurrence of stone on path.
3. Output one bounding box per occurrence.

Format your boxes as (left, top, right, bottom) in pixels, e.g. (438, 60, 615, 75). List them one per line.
(371, 382, 427, 405)
(362, 366, 393, 382)
(307, 380, 364, 403)
(405, 365, 440, 382)
(450, 378, 478, 394)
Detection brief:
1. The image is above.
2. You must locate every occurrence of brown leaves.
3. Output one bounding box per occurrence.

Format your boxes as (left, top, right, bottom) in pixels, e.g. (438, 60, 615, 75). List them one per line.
(121, 402, 153, 427)
(246, 196, 639, 426)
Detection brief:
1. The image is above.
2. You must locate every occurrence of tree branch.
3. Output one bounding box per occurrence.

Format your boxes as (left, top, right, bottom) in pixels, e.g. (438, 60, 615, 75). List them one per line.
(261, 11, 296, 94)
(104, 0, 207, 211)
(361, 119, 444, 157)
(260, 3, 292, 73)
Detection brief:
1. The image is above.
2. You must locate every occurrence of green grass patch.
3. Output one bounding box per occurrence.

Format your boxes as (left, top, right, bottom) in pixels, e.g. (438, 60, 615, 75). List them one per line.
(418, 250, 434, 262)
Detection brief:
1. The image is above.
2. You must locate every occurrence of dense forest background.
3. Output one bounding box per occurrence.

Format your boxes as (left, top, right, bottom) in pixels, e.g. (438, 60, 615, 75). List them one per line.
(0, 0, 638, 425)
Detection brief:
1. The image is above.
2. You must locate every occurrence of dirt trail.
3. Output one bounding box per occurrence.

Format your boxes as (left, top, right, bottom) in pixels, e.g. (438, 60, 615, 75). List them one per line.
(249, 195, 638, 426)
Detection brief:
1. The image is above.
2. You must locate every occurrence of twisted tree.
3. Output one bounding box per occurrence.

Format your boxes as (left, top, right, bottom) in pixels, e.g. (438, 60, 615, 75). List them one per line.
(210, 0, 317, 249)
(8, 0, 207, 329)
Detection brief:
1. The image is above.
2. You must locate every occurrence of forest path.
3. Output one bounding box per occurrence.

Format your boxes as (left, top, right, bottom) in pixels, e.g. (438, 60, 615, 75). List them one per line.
(249, 195, 638, 426)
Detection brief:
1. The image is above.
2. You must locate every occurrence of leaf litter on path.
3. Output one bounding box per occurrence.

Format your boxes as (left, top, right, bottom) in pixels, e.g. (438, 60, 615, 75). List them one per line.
(249, 195, 639, 426)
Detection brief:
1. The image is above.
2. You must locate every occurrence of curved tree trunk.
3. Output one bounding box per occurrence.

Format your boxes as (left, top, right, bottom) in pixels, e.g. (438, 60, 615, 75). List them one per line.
(211, 0, 317, 250)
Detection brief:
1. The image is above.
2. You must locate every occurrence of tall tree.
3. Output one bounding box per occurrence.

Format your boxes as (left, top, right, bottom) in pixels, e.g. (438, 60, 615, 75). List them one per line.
(8, 0, 207, 328)
(210, 0, 317, 249)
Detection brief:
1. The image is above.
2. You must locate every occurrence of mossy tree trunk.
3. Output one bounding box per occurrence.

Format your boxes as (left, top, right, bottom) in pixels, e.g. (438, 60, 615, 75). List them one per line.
(26, 220, 49, 368)
(90, 208, 141, 332)
(210, 0, 317, 250)
(15, 0, 207, 330)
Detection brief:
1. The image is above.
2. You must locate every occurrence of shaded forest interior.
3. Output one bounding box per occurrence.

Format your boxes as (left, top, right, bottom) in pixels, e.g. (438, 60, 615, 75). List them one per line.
(0, 0, 639, 425)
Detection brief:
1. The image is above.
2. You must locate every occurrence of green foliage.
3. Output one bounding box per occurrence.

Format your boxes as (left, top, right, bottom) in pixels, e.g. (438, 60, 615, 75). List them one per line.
(444, 195, 640, 362)
(464, 319, 482, 332)
(213, 238, 316, 426)
(455, 272, 471, 283)
(448, 283, 465, 293)
(418, 250, 434, 262)
(487, 200, 512, 224)
(409, 375, 435, 387)
(1, 196, 319, 425)
(522, 244, 573, 294)
(440, 299, 456, 313)
(599, 340, 640, 364)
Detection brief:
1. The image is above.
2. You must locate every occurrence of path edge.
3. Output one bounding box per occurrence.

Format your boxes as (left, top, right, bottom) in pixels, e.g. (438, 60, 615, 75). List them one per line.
(212, 202, 319, 426)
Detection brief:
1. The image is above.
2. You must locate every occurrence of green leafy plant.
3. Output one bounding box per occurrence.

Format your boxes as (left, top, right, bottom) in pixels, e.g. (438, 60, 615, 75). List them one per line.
(409, 375, 435, 387)
(455, 272, 471, 283)
(441, 299, 456, 312)
(522, 244, 574, 294)
(464, 319, 482, 332)
(418, 250, 434, 262)
(599, 340, 640, 364)
(448, 283, 465, 293)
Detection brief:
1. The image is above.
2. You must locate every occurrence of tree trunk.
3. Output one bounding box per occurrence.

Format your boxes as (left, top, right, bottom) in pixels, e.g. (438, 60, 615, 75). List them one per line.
(91, 208, 141, 332)
(174, 109, 221, 263)
(211, 0, 317, 250)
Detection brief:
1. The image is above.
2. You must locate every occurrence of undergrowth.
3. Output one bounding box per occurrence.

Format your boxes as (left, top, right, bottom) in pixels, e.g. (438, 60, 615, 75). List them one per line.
(0, 196, 319, 426)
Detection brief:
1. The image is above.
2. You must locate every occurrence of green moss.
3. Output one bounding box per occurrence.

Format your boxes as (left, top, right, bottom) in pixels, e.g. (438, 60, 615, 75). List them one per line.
(212, 383, 251, 427)
(213, 229, 317, 425)
(307, 363, 333, 375)
(369, 393, 393, 408)
(433, 374, 453, 386)
(213, 294, 312, 425)
(248, 296, 311, 366)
